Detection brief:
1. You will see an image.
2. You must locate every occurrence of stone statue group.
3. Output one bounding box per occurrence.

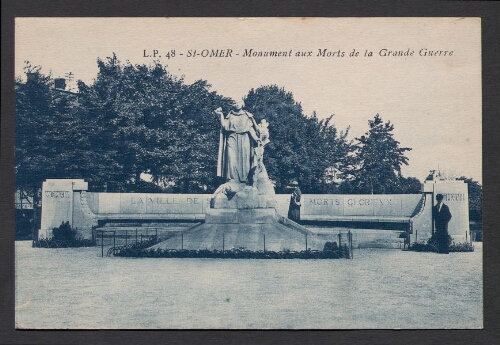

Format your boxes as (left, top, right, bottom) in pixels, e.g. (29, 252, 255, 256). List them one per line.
(212, 99, 276, 209)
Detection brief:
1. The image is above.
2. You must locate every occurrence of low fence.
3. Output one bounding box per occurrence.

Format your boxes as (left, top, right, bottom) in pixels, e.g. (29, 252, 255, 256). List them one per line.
(98, 228, 355, 259)
(93, 228, 180, 256)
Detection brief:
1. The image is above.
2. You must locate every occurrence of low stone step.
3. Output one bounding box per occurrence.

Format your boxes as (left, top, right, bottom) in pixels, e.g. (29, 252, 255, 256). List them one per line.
(98, 221, 199, 228)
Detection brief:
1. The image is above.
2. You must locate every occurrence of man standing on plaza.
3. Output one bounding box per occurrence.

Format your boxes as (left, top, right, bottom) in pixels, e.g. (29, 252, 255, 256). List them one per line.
(433, 193, 452, 254)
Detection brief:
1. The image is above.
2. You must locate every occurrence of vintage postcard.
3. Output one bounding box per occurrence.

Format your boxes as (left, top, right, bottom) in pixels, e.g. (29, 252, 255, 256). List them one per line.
(14, 17, 482, 329)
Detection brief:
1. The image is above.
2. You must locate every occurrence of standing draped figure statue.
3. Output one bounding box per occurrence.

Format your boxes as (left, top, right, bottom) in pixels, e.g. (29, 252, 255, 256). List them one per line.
(215, 99, 261, 184)
(212, 99, 275, 208)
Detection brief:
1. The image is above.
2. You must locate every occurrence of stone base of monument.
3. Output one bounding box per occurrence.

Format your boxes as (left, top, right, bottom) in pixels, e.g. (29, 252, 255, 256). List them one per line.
(150, 208, 326, 252)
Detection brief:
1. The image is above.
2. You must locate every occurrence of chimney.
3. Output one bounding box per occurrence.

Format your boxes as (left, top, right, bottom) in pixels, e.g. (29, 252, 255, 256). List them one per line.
(26, 72, 36, 82)
(54, 78, 66, 90)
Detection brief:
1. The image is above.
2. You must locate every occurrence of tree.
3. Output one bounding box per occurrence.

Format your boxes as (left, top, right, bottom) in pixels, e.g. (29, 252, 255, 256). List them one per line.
(77, 55, 233, 192)
(396, 176, 422, 194)
(343, 114, 412, 194)
(16, 59, 361, 196)
(16, 61, 130, 197)
(243, 85, 352, 193)
(15, 63, 86, 194)
(16, 63, 54, 196)
(16, 63, 91, 236)
(457, 176, 482, 222)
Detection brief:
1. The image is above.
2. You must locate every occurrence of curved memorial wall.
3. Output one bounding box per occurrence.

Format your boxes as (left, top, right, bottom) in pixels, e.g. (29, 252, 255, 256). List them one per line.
(39, 179, 470, 243)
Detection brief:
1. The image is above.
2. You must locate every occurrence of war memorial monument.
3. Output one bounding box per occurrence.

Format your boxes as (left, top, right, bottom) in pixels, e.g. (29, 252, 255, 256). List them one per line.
(13, 17, 484, 333)
(37, 100, 471, 253)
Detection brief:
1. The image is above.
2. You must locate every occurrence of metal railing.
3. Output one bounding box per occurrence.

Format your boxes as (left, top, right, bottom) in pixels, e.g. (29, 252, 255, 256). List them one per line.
(93, 228, 354, 259)
(94, 228, 161, 257)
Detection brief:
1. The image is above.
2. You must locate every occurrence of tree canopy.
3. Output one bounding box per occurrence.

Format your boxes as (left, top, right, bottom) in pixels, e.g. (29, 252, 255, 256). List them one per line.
(339, 114, 417, 194)
(243, 85, 352, 193)
(15, 62, 89, 195)
(457, 176, 482, 222)
(76, 54, 233, 192)
(16, 56, 425, 197)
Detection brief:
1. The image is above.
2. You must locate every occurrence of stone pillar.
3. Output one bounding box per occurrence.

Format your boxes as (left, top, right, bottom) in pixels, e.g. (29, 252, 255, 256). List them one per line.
(410, 179, 469, 243)
(432, 180, 470, 242)
(39, 179, 89, 239)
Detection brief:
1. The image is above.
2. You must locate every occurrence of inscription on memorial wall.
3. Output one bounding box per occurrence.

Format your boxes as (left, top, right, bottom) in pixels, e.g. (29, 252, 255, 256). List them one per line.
(301, 195, 423, 217)
(91, 193, 425, 218)
(309, 198, 342, 206)
(44, 191, 71, 198)
(116, 194, 210, 214)
(304, 195, 344, 216)
(130, 196, 203, 205)
(442, 193, 465, 202)
(343, 196, 398, 216)
(345, 197, 393, 206)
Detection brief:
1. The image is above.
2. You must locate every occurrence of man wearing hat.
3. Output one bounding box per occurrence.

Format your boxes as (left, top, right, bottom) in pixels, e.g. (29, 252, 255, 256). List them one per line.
(287, 180, 302, 222)
(433, 193, 452, 254)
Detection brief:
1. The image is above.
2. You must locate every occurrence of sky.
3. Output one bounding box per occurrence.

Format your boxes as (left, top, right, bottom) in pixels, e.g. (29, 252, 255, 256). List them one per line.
(15, 17, 482, 183)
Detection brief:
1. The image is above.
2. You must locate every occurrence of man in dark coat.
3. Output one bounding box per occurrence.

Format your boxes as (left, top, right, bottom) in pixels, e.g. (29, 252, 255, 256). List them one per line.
(287, 180, 302, 222)
(433, 193, 452, 254)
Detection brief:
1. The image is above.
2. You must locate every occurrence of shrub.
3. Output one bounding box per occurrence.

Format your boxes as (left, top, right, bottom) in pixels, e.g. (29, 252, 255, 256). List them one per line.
(113, 245, 351, 259)
(407, 235, 474, 253)
(52, 221, 74, 241)
(33, 237, 93, 248)
(323, 241, 339, 252)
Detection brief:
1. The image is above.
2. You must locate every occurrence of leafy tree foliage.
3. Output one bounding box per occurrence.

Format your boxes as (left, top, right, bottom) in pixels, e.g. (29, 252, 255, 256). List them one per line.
(16, 58, 422, 198)
(396, 176, 422, 194)
(340, 114, 417, 194)
(457, 176, 482, 222)
(16, 62, 134, 195)
(16, 57, 235, 194)
(77, 54, 233, 192)
(243, 85, 352, 193)
(15, 64, 52, 195)
(15, 63, 88, 194)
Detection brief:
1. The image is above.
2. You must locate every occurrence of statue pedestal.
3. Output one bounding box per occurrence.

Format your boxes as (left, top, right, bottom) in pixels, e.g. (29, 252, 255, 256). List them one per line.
(149, 128, 325, 251)
(211, 185, 277, 209)
(205, 208, 277, 224)
(150, 207, 325, 252)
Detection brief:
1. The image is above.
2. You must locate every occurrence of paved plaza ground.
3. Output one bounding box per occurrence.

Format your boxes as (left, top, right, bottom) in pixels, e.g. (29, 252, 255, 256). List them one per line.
(15, 240, 482, 329)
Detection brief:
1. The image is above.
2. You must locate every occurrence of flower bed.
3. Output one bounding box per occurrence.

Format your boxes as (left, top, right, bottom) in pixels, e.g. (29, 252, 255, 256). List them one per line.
(33, 222, 94, 248)
(114, 242, 351, 259)
(406, 234, 474, 253)
(32, 238, 94, 248)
